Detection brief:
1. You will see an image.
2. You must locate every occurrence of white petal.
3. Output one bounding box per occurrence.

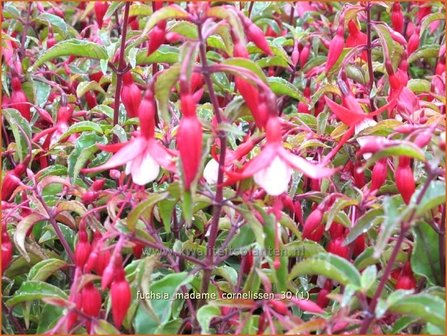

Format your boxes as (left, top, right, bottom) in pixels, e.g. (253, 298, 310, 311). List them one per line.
(131, 152, 160, 185)
(253, 156, 292, 196)
(356, 135, 377, 160)
(203, 159, 219, 185)
(354, 118, 377, 135)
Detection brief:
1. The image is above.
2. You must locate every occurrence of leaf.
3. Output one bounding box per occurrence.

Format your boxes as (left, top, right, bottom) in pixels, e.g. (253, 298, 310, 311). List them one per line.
(5, 281, 68, 308)
(133, 272, 193, 333)
(136, 255, 160, 323)
(141, 5, 189, 36)
(127, 193, 169, 232)
(197, 305, 220, 334)
(284, 240, 325, 259)
(407, 79, 431, 94)
(76, 81, 106, 97)
(27, 259, 67, 282)
(345, 208, 384, 245)
(289, 253, 361, 287)
(93, 320, 121, 335)
(360, 265, 377, 292)
(154, 65, 180, 123)
(158, 198, 177, 234)
(29, 39, 107, 71)
(267, 77, 306, 102)
(408, 45, 440, 63)
(2, 108, 32, 161)
(324, 197, 357, 230)
(36, 13, 75, 38)
(34, 81, 52, 107)
(414, 181, 446, 216)
(222, 58, 267, 83)
(14, 214, 48, 262)
(388, 294, 446, 331)
(420, 12, 444, 36)
(135, 45, 179, 65)
(129, 3, 152, 17)
(373, 196, 401, 259)
(364, 142, 426, 170)
(104, 2, 125, 19)
(411, 221, 442, 286)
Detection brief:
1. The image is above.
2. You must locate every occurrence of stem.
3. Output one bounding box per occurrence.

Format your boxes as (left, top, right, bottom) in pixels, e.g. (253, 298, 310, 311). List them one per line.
(439, 205, 445, 286)
(112, 2, 130, 128)
(35, 192, 75, 264)
(366, 1, 375, 111)
(19, 2, 32, 59)
(359, 169, 438, 333)
(196, 19, 228, 312)
(2, 302, 25, 334)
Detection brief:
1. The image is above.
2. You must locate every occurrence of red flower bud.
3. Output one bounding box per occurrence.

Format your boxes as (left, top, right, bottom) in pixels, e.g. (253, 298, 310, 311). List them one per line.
(240, 16, 272, 55)
(111, 272, 131, 328)
(92, 178, 106, 191)
(82, 191, 98, 205)
(178, 96, 203, 190)
(352, 162, 366, 188)
(329, 222, 345, 239)
(2, 226, 13, 274)
(147, 21, 166, 56)
(302, 208, 324, 242)
(132, 242, 145, 258)
(326, 25, 345, 72)
(85, 91, 98, 109)
(121, 72, 142, 118)
(414, 131, 431, 148)
(327, 237, 349, 259)
(407, 31, 420, 55)
(299, 45, 310, 68)
(391, 3, 404, 34)
(395, 157, 415, 204)
(66, 294, 82, 331)
(346, 20, 367, 60)
(352, 234, 366, 257)
(395, 274, 417, 290)
(242, 250, 254, 274)
(2, 162, 28, 201)
(370, 159, 387, 191)
(94, 1, 109, 28)
(316, 288, 330, 309)
(291, 42, 300, 68)
(269, 300, 288, 315)
(75, 230, 91, 268)
(81, 282, 102, 319)
(11, 77, 31, 121)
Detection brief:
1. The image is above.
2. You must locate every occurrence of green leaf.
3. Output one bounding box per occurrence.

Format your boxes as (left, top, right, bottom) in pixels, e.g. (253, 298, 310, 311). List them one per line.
(5, 281, 68, 308)
(36, 13, 75, 38)
(345, 209, 383, 245)
(374, 196, 401, 259)
(60, 121, 104, 139)
(129, 3, 152, 17)
(360, 265, 377, 292)
(158, 198, 177, 234)
(154, 65, 180, 122)
(14, 214, 48, 262)
(76, 81, 106, 97)
(134, 272, 193, 333)
(197, 305, 220, 334)
(29, 39, 107, 71)
(388, 294, 446, 331)
(364, 142, 426, 169)
(414, 181, 446, 216)
(136, 255, 160, 323)
(127, 193, 169, 232)
(222, 57, 267, 83)
(267, 77, 306, 102)
(135, 45, 179, 65)
(104, 2, 125, 19)
(93, 320, 121, 334)
(407, 79, 431, 94)
(284, 240, 325, 258)
(411, 221, 442, 286)
(420, 12, 444, 35)
(141, 5, 189, 37)
(289, 253, 361, 287)
(408, 45, 440, 63)
(27, 258, 66, 282)
(2, 108, 32, 161)
(34, 81, 52, 107)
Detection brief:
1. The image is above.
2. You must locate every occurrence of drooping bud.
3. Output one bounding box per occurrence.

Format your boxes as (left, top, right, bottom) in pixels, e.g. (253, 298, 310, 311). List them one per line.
(407, 29, 420, 55)
(395, 274, 417, 290)
(75, 230, 91, 268)
(94, 1, 109, 28)
(414, 130, 432, 148)
(370, 159, 387, 191)
(82, 191, 98, 205)
(327, 237, 349, 259)
(147, 21, 166, 56)
(346, 20, 367, 60)
(329, 222, 345, 239)
(395, 157, 415, 204)
(326, 25, 345, 72)
(137, 90, 156, 139)
(110, 270, 131, 328)
(2, 162, 28, 201)
(81, 282, 102, 317)
(92, 178, 106, 191)
(178, 94, 203, 190)
(291, 41, 300, 68)
(352, 234, 366, 257)
(242, 250, 254, 274)
(299, 45, 310, 68)
(121, 72, 142, 118)
(240, 15, 272, 55)
(391, 3, 404, 34)
(11, 77, 31, 121)
(302, 208, 324, 242)
(269, 300, 289, 315)
(85, 91, 98, 109)
(1, 225, 13, 274)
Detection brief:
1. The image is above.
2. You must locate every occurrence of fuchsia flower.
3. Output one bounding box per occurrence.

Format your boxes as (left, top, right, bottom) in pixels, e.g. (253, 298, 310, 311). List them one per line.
(227, 117, 335, 196)
(82, 91, 175, 185)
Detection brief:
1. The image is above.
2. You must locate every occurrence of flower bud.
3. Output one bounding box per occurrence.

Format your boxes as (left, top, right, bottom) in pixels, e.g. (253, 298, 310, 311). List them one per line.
(85, 91, 98, 109)
(242, 250, 254, 274)
(81, 282, 102, 317)
(407, 31, 420, 55)
(326, 25, 345, 72)
(329, 222, 345, 239)
(111, 272, 131, 328)
(299, 45, 310, 68)
(391, 3, 404, 34)
(327, 237, 349, 259)
(395, 157, 415, 204)
(11, 77, 31, 121)
(302, 208, 324, 242)
(94, 1, 109, 28)
(75, 230, 91, 268)
(414, 131, 431, 148)
(82, 191, 98, 205)
(269, 300, 289, 315)
(352, 234, 366, 257)
(121, 72, 142, 118)
(1, 226, 13, 275)
(147, 21, 166, 56)
(370, 159, 387, 191)
(92, 178, 106, 191)
(316, 288, 330, 309)
(291, 42, 300, 68)
(240, 16, 272, 55)
(395, 274, 416, 290)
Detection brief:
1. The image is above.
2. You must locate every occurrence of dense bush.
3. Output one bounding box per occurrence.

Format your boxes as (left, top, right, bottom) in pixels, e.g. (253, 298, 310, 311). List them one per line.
(1, 1, 446, 334)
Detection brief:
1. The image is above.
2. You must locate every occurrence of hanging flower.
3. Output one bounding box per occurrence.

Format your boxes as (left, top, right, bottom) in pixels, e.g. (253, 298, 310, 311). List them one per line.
(227, 117, 335, 196)
(82, 91, 175, 185)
